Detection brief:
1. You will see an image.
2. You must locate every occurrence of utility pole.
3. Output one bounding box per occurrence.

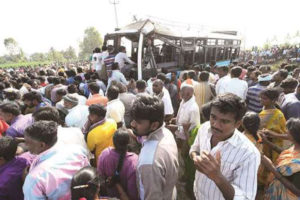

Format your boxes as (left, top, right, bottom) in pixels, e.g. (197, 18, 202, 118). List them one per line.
(109, 0, 120, 29)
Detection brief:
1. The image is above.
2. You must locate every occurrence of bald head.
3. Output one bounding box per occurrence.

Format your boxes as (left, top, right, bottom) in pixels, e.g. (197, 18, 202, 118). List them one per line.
(180, 86, 194, 102)
(152, 79, 164, 95)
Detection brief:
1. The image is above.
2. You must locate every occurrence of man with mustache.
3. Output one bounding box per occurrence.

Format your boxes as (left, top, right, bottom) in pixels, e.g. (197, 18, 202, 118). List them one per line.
(190, 93, 260, 200)
(130, 94, 178, 200)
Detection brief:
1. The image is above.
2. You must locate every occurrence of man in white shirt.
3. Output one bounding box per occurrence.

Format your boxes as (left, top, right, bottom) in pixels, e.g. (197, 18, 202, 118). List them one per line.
(215, 66, 230, 96)
(63, 94, 89, 129)
(222, 66, 248, 100)
(107, 62, 128, 88)
(32, 106, 90, 157)
(106, 85, 125, 128)
(115, 46, 135, 75)
(190, 93, 260, 200)
(92, 47, 102, 72)
(168, 81, 200, 140)
(152, 79, 174, 122)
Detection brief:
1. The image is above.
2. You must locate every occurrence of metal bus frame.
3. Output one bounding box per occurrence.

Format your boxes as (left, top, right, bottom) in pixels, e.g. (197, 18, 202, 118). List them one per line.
(103, 19, 241, 80)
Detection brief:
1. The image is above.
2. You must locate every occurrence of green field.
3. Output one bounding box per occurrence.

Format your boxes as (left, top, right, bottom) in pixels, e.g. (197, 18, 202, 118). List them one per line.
(0, 61, 51, 68)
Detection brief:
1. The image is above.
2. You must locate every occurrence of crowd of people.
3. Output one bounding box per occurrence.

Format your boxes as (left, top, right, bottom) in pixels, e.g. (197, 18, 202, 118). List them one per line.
(240, 45, 300, 64)
(0, 45, 300, 200)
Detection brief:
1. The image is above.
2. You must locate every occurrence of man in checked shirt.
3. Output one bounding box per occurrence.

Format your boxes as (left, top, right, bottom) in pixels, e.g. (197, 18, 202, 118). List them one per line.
(190, 93, 261, 200)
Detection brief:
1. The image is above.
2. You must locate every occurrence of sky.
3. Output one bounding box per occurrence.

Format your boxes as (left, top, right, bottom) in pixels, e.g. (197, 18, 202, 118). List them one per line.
(0, 0, 299, 56)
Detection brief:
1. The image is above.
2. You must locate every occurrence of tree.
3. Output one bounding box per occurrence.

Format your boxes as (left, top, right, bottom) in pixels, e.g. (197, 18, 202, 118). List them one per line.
(3, 37, 26, 62)
(63, 46, 77, 61)
(47, 47, 66, 63)
(30, 52, 46, 62)
(79, 27, 103, 60)
(4, 38, 20, 56)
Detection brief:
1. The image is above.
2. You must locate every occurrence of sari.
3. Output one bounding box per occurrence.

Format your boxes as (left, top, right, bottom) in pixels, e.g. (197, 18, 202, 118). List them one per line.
(259, 108, 287, 162)
(265, 146, 300, 200)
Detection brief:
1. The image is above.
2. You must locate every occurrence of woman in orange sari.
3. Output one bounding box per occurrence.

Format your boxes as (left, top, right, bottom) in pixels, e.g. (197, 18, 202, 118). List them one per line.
(261, 118, 300, 200)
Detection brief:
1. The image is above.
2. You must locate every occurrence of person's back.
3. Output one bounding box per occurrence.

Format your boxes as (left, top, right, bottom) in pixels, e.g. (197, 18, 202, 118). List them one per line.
(119, 91, 136, 128)
(281, 92, 300, 120)
(97, 128, 139, 200)
(24, 144, 89, 200)
(194, 71, 214, 110)
(23, 121, 89, 200)
(98, 148, 138, 199)
(138, 125, 178, 199)
(87, 118, 117, 164)
(0, 137, 34, 200)
(223, 77, 248, 100)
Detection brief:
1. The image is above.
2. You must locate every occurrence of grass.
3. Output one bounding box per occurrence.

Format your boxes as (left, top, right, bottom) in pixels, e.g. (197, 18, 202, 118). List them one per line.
(0, 61, 51, 68)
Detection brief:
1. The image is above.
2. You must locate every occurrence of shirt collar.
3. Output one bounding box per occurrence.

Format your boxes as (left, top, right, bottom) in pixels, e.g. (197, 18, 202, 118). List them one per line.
(107, 98, 120, 105)
(207, 124, 240, 147)
(145, 123, 165, 142)
(89, 118, 106, 132)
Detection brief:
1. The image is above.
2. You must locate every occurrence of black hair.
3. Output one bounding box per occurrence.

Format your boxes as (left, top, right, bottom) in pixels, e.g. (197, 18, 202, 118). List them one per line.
(88, 82, 100, 94)
(280, 77, 298, 89)
(115, 82, 127, 93)
(110, 128, 130, 185)
(24, 121, 58, 146)
(88, 104, 106, 118)
(112, 62, 119, 70)
(84, 73, 91, 81)
(33, 106, 61, 124)
(77, 67, 83, 73)
(38, 76, 46, 83)
(231, 66, 242, 78)
(260, 88, 280, 101)
(47, 76, 54, 84)
(242, 112, 260, 141)
(0, 136, 17, 161)
(247, 66, 256, 73)
(52, 77, 60, 85)
(218, 66, 229, 73)
(107, 85, 119, 100)
(157, 73, 166, 82)
(119, 46, 126, 52)
(71, 166, 101, 200)
(286, 118, 300, 145)
(199, 71, 209, 82)
(68, 84, 78, 94)
(22, 91, 42, 102)
(74, 75, 83, 83)
(94, 47, 101, 53)
(210, 60, 216, 66)
(136, 80, 147, 90)
(187, 71, 196, 80)
(201, 102, 211, 122)
(56, 89, 67, 96)
(278, 69, 289, 79)
(0, 102, 20, 116)
(211, 93, 247, 121)
(131, 94, 164, 126)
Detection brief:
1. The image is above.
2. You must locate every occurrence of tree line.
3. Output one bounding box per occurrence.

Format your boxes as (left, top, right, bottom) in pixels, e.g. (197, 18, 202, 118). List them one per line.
(0, 27, 103, 66)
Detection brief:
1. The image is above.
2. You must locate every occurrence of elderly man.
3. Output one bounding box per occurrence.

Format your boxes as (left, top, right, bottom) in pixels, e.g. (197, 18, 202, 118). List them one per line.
(152, 79, 174, 122)
(64, 94, 89, 129)
(167, 81, 200, 198)
(23, 121, 89, 200)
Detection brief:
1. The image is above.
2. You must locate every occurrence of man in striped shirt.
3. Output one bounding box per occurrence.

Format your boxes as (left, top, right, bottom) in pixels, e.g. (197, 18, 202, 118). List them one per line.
(246, 74, 271, 113)
(190, 93, 260, 200)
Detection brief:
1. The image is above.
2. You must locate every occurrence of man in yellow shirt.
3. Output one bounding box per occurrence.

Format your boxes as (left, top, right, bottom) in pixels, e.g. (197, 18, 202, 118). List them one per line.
(84, 104, 117, 166)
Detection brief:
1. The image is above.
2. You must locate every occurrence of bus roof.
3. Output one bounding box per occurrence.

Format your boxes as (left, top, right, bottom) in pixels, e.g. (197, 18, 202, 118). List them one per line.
(106, 19, 241, 40)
